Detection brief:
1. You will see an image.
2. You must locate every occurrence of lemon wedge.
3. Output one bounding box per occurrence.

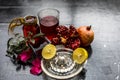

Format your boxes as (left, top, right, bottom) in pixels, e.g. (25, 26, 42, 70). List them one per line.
(73, 48, 88, 64)
(42, 44, 56, 59)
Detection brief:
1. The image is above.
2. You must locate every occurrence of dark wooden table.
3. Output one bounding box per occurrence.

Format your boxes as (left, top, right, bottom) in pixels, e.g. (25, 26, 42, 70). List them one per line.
(0, 0, 120, 80)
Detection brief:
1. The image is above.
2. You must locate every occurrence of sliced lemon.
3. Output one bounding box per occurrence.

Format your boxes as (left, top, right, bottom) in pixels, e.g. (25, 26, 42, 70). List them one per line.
(42, 44, 56, 59)
(73, 48, 88, 64)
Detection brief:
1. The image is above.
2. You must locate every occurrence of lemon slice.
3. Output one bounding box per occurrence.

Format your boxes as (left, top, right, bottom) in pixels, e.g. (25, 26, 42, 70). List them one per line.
(72, 48, 88, 64)
(42, 44, 56, 59)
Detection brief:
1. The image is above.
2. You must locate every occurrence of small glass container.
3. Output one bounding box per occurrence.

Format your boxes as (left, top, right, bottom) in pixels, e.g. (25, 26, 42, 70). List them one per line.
(23, 16, 44, 48)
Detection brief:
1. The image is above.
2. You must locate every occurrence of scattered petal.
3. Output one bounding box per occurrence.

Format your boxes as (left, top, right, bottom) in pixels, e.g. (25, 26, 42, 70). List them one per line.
(32, 58, 41, 67)
(30, 58, 42, 75)
(30, 66, 42, 75)
(17, 49, 32, 62)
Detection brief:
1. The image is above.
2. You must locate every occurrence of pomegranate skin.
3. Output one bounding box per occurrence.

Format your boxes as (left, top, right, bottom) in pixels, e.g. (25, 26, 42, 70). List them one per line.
(77, 26, 94, 46)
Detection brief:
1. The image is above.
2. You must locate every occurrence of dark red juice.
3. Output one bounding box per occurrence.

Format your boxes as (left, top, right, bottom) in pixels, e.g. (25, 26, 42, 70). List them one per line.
(23, 24, 45, 48)
(40, 16, 59, 40)
(23, 24, 40, 38)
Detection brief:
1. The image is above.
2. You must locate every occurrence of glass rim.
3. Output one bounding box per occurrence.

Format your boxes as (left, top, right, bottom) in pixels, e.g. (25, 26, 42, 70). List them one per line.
(37, 8, 60, 16)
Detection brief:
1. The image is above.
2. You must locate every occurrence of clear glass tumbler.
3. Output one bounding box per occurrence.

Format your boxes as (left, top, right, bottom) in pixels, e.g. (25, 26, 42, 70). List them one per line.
(38, 8, 59, 40)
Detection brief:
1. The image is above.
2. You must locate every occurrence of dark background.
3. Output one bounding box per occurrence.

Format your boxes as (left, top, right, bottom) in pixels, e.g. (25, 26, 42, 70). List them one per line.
(0, 0, 120, 80)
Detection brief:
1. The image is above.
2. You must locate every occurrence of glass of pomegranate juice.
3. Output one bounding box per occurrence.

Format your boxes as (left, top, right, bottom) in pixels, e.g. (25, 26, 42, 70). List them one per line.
(38, 9, 59, 40)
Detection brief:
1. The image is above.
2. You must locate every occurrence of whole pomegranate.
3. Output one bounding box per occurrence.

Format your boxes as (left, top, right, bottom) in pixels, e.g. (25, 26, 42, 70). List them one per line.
(77, 25, 94, 46)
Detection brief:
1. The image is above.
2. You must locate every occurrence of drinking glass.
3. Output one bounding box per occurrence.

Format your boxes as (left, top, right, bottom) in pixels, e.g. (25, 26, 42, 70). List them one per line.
(38, 8, 59, 39)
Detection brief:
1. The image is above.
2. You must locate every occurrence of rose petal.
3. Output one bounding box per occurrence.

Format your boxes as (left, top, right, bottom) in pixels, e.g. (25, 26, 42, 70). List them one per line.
(17, 49, 32, 62)
(32, 58, 41, 67)
(30, 66, 42, 75)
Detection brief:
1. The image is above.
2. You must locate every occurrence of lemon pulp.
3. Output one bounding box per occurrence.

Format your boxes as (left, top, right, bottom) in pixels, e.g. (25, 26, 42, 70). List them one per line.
(42, 44, 56, 59)
(73, 48, 88, 64)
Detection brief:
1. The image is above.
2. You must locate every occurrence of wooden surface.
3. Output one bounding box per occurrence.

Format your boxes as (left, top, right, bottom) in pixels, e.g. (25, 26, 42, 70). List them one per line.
(0, 0, 120, 80)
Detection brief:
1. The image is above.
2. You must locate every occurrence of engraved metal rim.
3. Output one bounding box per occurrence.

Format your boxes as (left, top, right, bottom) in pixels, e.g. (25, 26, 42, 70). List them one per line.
(41, 60, 87, 79)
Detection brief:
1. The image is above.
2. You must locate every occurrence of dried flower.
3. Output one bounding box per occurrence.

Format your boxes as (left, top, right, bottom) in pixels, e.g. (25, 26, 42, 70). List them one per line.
(17, 49, 32, 63)
(30, 58, 42, 75)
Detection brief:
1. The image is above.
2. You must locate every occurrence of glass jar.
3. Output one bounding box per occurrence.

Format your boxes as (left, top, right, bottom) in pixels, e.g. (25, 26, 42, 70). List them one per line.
(23, 16, 44, 48)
